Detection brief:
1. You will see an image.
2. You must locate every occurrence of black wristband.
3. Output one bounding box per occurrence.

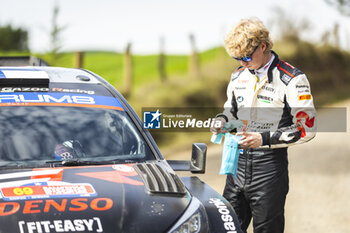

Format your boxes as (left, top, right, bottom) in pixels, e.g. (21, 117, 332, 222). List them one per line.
(215, 114, 228, 122)
(260, 131, 271, 147)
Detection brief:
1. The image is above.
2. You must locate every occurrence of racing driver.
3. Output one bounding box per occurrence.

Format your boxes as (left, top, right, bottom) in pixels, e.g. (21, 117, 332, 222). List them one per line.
(211, 18, 316, 233)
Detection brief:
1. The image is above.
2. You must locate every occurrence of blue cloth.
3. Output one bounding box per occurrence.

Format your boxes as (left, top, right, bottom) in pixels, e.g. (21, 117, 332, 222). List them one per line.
(211, 133, 224, 144)
(219, 133, 241, 176)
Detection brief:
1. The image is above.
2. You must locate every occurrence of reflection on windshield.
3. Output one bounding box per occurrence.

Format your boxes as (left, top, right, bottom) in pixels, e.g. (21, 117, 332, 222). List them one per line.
(0, 106, 153, 166)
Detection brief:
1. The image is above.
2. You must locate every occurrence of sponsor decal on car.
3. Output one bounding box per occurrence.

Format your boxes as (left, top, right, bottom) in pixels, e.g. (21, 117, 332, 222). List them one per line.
(1, 182, 97, 201)
(0, 69, 49, 79)
(0, 169, 65, 197)
(0, 93, 124, 111)
(0, 87, 50, 92)
(18, 217, 103, 233)
(0, 197, 113, 216)
(208, 198, 237, 233)
(0, 165, 143, 203)
(51, 88, 95, 95)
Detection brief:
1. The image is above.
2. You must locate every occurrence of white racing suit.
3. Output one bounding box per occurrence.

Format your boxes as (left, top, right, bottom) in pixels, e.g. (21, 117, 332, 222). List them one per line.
(217, 51, 316, 233)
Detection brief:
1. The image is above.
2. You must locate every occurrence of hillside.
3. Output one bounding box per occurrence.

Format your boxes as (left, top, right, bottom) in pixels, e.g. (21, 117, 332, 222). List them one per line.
(1, 42, 350, 151)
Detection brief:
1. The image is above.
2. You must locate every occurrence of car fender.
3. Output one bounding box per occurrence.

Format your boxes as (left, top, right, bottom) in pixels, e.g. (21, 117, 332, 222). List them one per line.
(180, 176, 242, 233)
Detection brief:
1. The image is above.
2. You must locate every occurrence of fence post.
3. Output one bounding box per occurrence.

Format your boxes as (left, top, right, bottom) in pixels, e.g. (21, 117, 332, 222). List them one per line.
(158, 36, 167, 82)
(124, 42, 133, 97)
(189, 34, 200, 79)
(74, 51, 84, 68)
(333, 23, 340, 48)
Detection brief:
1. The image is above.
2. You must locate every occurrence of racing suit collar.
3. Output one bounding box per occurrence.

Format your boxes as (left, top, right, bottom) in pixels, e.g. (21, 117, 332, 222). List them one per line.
(248, 50, 279, 83)
(267, 51, 279, 83)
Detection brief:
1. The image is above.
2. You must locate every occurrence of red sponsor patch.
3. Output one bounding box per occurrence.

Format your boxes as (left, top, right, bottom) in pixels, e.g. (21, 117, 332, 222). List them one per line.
(298, 94, 312, 101)
(238, 79, 249, 84)
(296, 111, 315, 137)
(1, 184, 96, 201)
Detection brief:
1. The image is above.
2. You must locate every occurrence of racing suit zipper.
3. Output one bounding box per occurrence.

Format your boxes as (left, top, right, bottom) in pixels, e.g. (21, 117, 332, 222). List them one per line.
(243, 149, 253, 186)
(244, 149, 247, 186)
(246, 149, 252, 185)
(245, 76, 267, 185)
(242, 76, 269, 187)
(251, 76, 268, 107)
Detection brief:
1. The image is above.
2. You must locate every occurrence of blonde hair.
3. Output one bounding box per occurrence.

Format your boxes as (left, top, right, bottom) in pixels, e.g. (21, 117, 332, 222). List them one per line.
(225, 18, 273, 58)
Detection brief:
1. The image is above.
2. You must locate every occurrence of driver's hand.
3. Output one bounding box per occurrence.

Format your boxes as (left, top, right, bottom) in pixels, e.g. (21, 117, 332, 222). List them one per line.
(236, 132, 262, 148)
(210, 117, 228, 134)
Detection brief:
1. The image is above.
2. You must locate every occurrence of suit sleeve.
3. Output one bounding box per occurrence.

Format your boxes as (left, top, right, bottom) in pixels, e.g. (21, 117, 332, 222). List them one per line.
(216, 68, 244, 122)
(267, 74, 316, 148)
(216, 78, 238, 123)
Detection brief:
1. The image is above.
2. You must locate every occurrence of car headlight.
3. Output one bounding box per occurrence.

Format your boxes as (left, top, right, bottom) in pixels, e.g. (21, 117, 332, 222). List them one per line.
(168, 197, 208, 233)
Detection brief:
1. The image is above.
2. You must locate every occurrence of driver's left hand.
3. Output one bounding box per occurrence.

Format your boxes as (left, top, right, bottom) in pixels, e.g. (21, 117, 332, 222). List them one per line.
(236, 132, 262, 148)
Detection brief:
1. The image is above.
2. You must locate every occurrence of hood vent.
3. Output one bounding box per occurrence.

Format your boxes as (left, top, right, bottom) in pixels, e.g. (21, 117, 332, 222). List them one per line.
(134, 163, 186, 196)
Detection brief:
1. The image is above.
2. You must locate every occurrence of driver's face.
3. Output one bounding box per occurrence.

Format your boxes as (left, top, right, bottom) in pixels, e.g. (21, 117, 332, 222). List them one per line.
(240, 42, 267, 70)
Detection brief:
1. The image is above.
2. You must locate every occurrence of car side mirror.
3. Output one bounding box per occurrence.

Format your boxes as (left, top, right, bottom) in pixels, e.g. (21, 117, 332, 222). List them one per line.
(190, 143, 207, 173)
(167, 143, 207, 174)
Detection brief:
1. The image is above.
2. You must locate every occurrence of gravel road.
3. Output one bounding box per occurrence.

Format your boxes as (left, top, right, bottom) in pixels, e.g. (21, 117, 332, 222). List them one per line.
(170, 100, 350, 233)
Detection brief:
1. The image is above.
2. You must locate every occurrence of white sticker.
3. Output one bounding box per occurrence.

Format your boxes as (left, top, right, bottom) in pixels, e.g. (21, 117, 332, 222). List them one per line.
(281, 74, 292, 84)
(112, 164, 135, 173)
(1, 70, 49, 79)
(18, 217, 103, 233)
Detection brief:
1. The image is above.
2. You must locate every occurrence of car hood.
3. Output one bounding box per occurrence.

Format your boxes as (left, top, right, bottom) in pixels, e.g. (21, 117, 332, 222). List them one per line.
(0, 164, 190, 233)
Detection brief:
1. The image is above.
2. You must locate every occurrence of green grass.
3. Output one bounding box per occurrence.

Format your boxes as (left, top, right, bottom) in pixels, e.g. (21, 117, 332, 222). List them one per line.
(0, 48, 222, 88)
(3, 44, 350, 150)
(83, 52, 123, 87)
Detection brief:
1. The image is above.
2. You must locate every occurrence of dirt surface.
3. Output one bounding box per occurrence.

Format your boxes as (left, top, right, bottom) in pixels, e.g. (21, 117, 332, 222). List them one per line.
(168, 100, 350, 233)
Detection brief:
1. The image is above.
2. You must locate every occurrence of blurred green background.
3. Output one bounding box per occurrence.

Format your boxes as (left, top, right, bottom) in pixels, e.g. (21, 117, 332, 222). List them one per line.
(2, 39, 350, 154)
(1, 2, 350, 232)
(1, 1, 350, 154)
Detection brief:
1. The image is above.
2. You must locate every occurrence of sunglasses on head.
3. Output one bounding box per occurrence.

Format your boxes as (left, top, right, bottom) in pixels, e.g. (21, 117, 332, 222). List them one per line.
(233, 44, 260, 62)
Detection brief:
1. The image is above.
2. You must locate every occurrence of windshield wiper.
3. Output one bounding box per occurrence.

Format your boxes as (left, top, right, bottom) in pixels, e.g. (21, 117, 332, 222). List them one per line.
(45, 158, 142, 167)
(45, 159, 107, 167)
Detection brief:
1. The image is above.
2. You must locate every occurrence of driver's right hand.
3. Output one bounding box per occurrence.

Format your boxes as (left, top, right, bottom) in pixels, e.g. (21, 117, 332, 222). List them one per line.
(210, 117, 228, 134)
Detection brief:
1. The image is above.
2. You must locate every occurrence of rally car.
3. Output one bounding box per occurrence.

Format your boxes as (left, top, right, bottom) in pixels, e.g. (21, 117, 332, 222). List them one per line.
(0, 59, 241, 233)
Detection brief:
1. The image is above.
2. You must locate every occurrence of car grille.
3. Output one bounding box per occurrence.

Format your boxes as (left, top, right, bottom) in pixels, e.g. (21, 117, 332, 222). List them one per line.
(134, 163, 186, 196)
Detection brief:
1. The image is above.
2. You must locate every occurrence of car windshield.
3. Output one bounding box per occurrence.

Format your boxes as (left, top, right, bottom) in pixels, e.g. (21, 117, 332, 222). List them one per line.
(0, 106, 154, 167)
